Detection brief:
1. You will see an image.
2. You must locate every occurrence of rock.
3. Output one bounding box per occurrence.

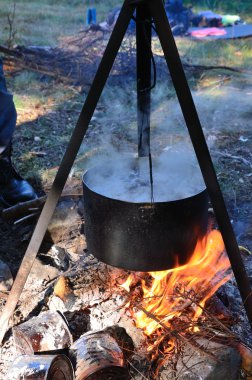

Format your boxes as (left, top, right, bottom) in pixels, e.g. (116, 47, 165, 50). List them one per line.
(205, 344, 241, 380)
(28, 256, 61, 284)
(39, 245, 70, 272)
(237, 343, 252, 379)
(0, 259, 13, 291)
(160, 338, 242, 380)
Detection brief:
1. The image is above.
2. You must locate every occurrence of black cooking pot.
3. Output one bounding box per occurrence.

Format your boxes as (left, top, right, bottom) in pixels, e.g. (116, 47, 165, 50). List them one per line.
(82, 157, 209, 272)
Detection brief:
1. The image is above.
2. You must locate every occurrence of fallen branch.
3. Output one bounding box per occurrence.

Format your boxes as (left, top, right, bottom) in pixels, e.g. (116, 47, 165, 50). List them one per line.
(176, 289, 237, 339)
(2, 195, 47, 220)
(183, 62, 246, 74)
(1, 39, 251, 92)
(0, 291, 9, 300)
(6, 2, 17, 49)
(239, 246, 252, 256)
(127, 359, 150, 380)
(14, 212, 39, 225)
(215, 150, 252, 167)
(201, 75, 232, 92)
(0, 44, 22, 57)
(122, 288, 219, 363)
(0, 45, 74, 84)
(2, 193, 82, 220)
(5, 56, 73, 84)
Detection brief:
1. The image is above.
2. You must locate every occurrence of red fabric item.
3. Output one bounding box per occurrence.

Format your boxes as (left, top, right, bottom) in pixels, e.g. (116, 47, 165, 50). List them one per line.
(191, 27, 227, 38)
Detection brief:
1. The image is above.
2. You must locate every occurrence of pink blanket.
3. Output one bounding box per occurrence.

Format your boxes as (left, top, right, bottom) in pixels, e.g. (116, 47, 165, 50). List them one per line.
(191, 27, 227, 38)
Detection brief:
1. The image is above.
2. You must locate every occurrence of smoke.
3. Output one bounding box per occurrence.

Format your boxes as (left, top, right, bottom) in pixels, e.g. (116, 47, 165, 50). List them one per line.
(76, 82, 189, 173)
(76, 81, 250, 198)
(84, 145, 205, 203)
(76, 82, 205, 202)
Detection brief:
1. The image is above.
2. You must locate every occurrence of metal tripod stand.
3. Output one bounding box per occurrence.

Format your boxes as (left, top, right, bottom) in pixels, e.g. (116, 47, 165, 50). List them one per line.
(0, 0, 251, 344)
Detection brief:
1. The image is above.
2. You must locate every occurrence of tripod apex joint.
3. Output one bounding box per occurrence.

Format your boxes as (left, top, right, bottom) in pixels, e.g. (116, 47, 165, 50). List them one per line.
(127, 0, 165, 4)
(127, 0, 149, 5)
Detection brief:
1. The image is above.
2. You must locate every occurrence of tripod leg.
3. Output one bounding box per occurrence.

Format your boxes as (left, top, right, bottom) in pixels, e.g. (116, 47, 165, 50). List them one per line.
(0, 0, 136, 345)
(136, 4, 152, 157)
(148, 0, 252, 329)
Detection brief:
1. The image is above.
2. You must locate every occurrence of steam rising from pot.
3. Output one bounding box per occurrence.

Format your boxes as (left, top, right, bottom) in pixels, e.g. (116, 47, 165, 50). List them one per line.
(84, 146, 205, 203)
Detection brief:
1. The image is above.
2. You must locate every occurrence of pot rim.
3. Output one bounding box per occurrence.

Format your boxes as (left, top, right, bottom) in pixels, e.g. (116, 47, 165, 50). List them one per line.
(83, 175, 207, 206)
(82, 158, 207, 205)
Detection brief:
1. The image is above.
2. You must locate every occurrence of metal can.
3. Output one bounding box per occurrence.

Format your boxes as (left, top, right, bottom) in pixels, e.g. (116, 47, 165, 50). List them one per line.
(12, 311, 73, 354)
(71, 330, 129, 380)
(7, 354, 74, 380)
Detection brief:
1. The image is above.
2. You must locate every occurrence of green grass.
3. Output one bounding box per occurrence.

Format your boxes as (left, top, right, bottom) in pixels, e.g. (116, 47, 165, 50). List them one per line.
(1, 0, 252, 47)
(175, 38, 252, 70)
(1, 0, 251, 70)
(0, 1, 82, 46)
(184, 0, 252, 15)
(0, 0, 120, 47)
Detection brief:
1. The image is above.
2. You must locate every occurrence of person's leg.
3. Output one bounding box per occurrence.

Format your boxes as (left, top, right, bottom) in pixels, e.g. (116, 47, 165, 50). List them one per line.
(0, 60, 37, 207)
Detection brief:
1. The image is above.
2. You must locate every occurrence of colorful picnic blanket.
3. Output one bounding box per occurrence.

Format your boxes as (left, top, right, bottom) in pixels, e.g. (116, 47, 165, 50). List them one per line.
(190, 27, 227, 38)
(188, 24, 252, 40)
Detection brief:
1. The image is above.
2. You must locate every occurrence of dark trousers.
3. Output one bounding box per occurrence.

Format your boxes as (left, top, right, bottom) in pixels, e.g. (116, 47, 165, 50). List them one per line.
(0, 59, 16, 150)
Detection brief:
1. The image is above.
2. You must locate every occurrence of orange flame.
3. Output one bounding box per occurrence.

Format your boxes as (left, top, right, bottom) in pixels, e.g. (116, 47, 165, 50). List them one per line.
(121, 230, 231, 337)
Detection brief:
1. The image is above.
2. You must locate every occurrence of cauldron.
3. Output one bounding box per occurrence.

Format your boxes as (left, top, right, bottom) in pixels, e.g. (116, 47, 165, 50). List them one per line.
(82, 156, 208, 271)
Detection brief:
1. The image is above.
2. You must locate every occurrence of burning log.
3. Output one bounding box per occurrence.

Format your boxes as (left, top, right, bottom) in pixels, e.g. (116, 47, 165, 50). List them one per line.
(70, 326, 134, 380)
(12, 310, 73, 355)
(7, 354, 74, 380)
(113, 228, 245, 378)
(120, 229, 232, 337)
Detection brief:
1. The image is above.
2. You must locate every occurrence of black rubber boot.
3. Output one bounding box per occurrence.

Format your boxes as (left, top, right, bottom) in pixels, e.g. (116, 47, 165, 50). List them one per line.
(0, 144, 37, 207)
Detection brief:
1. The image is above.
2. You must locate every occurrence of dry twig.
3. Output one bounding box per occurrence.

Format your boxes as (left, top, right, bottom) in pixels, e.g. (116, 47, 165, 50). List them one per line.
(122, 288, 219, 363)
(6, 2, 17, 49)
(2, 195, 47, 220)
(176, 289, 237, 340)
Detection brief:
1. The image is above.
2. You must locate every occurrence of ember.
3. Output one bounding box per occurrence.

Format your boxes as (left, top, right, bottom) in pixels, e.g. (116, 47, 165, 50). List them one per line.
(121, 229, 231, 352)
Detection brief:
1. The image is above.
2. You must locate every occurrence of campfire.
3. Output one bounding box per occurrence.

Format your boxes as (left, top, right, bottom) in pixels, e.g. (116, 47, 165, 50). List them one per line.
(120, 229, 231, 354)
(1, 198, 252, 379)
(123, 229, 230, 332)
